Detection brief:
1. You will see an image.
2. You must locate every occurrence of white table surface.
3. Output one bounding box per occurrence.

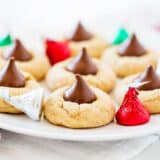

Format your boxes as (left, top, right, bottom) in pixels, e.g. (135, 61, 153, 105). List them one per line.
(135, 140, 160, 160)
(0, 129, 159, 160)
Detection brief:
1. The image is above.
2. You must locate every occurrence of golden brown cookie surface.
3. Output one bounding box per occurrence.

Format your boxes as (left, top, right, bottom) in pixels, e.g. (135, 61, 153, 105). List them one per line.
(0, 72, 40, 113)
(46, 58, 116, 92)
(44, 86, 115, 128)
(69, 35, 108, 58)
(102, 47, 158, 77)
(0, 51, 50, 80)
(114, 74, 160, 114)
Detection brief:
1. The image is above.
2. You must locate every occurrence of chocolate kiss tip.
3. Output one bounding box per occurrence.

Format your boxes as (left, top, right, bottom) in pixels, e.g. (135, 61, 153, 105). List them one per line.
(75, 74, 83, 82)
(15, 39, 21, 44)
(63, 74, 97, 104)
(146, 64, 153, 71)
(80, 47, 88, 58)
(135, 65, 160, 90)
(143, 65, 155, 76)
(8, 57, 15, 65)
(118, 33, 146, 57)
(9, 57, 15, 61)
(131, 33, 136, 39)
(82, 47, 86, 53)
(127, 87, 139, 97)
(0, 58, 25, 88)
(3, 39, 32, 61)
(70, 22, 93, 41)
(66, 47, 98, 75)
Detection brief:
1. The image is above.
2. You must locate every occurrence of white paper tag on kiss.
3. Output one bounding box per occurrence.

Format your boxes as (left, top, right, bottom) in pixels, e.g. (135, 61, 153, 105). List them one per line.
(124, 81, 151, 93)
(128, 81, 150, 88)
(0, 88, 44, 121)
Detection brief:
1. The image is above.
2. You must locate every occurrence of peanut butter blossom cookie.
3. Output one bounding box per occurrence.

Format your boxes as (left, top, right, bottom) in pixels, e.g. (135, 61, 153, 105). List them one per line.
(0, 39, 50, 80)
(44, 75, 115, 128)
(114, 65, 160, 114)
(67, 22, 108, 58)
(0, 58, 40, 113)
(102, 34, 158, 77)
(46, 47, 116, 92)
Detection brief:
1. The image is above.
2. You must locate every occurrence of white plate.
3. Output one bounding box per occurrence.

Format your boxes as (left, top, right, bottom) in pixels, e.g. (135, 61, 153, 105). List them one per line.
(0, 114, 160, 141)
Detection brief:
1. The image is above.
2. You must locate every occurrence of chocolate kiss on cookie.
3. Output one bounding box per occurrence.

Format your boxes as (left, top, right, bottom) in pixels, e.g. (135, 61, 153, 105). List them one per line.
(63, 75, 97, 104)
(66, 47, 98, 75)
(135, 65, 160, 90)
(70, 22, 93, 41)
(118, 34, 146, 57)
(3, 39, 32, 61)
(0, 58, 25, 87)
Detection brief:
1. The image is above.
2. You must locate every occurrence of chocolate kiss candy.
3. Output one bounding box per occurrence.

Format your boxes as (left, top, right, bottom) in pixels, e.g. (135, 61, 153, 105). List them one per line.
(0, 58, 25, 87)
(0, 34, 13, 46)
(63, 75, 97, 104)
(118, 34, 146, 57)
(70, 22, 93, 41)
(135, 65, 160, 90)
(3, 39, 32, 61)
(66, 48, 98, 75)
(112, 28, 129, 45)
(116, 87, 150, 126)
(45, 39, 70, 65)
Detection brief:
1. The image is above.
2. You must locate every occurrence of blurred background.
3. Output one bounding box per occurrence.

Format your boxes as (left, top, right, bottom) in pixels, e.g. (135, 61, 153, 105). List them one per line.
(0, 0, 160, 50)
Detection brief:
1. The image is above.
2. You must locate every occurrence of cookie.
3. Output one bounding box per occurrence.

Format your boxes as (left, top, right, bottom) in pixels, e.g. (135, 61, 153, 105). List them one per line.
(46, 48, 116, 92)
(44, 75, 115, 128)
(102, 34, 158, 77)
(0, 58, 40, 113)
(67, 22, 108, 58)
(0, 39, 50, 80)
(114, 65, 160, 114)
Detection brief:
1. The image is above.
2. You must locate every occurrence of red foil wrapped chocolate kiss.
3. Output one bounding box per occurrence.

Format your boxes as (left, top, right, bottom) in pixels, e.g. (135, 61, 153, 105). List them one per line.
(45, 39, 70, 65)
(116, 87, 150, 126)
